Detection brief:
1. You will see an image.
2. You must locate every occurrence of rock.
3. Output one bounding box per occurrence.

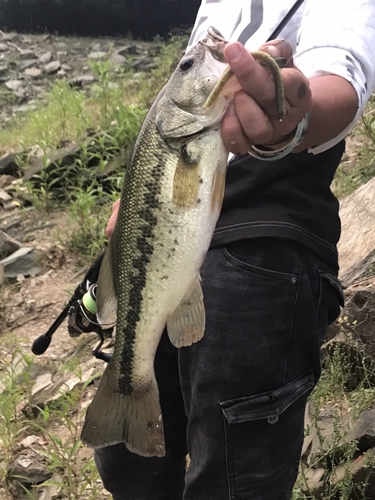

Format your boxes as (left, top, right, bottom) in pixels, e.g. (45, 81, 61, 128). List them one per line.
(5, 79, 24, 91)
(44, 60, 61, 74)
(0, 188, 11, 205)
(19, 59, 37, 70)
(17, 458, 33, 468)
(7, 457, 52, 490)
(117, 44, 138, 56)
(19, 435, 41, 448)
(339, 289, 375, 358)
(130, 56, 156, 72)
(0, 175, 16, 189)
(0, 247, 44, 279)
(69, 74, 95, 88)
(32, 373, 53, 395)
(38, 474, 62, 500)
(24, 67, 42, 79)
(0, 264, 4, 285)
(339, 176, 375, 286)
(88, 50, 107, 60)
(0, 230, 21, 260)
(0, 65, 8, 80)
(19, 49, 37, 60)
(38, 51, 52, 64)
(347, 408, 375, 451)
(110, 52, 126, 65)
(0, 43, 8, 52)
(0, 153, 21, 176)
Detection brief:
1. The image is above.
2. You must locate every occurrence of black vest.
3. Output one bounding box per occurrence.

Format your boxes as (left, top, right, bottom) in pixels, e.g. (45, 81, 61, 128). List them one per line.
(210, 141, 345, 270)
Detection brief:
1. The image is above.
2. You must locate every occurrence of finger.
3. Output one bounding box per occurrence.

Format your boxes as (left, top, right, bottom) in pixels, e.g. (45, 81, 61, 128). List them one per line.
(106, 199, 120, 238)
(224, 42, 283, 120)
(221, 102, 253, 155)
(111, 198, 120, 213)
(258, 39, 294, 68)
(282, 68, 311, 117)
(232, 90, 275, 145)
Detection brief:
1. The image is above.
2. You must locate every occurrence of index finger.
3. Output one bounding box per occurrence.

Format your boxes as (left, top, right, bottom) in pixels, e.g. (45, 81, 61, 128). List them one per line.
(223, 42, 283, 120)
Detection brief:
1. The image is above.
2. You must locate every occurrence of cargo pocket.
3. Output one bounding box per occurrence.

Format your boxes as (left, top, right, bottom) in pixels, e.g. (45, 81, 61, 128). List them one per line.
(220, 370, 314, 499)
(316, 270, 344, 345)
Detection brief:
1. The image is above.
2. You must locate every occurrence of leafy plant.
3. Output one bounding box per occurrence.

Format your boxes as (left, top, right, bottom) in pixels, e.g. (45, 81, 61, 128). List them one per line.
(0, 349, 33, 482)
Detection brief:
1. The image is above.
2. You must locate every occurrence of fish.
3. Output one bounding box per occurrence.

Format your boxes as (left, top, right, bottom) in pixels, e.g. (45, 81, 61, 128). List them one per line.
(80, 27, 285, 457)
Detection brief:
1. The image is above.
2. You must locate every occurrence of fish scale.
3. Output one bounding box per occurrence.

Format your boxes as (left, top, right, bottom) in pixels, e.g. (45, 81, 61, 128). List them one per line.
(81, 26, 285, 457)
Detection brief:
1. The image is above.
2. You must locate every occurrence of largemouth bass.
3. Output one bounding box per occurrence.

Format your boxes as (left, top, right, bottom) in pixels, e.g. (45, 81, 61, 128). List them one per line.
(81, 27, 285, 457)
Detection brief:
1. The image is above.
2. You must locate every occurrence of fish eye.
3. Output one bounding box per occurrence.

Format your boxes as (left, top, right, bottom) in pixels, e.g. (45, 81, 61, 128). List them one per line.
(179, 57, 195, 72)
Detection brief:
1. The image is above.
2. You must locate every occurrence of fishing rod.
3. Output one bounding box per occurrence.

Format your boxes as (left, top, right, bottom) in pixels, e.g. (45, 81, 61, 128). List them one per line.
(267, 0, 306, 42)
(31, 251, 112, 363)
(30, 0, 306, 363)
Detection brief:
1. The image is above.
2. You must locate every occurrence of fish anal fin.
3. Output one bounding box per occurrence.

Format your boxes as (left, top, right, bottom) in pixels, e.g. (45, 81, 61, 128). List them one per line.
(96, 246, 117, 326)
(167, 276, 205, 348)
(81, 364, 165, 457)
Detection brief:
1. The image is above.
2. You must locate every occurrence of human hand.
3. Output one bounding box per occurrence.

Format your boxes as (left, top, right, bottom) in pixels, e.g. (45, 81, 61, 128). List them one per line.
(221, 39, 312, 155)
(106, 199, 120, 238)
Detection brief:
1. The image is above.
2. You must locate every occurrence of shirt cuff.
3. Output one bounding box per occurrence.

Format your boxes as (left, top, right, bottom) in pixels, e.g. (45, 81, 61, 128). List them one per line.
(294, 46, 367, 154)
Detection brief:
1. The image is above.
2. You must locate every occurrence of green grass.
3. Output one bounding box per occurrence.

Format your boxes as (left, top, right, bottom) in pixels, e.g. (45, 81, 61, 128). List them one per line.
(332, 95, 375, 199)
(0, 34, 187, 256)
(0, 30, 375, 498)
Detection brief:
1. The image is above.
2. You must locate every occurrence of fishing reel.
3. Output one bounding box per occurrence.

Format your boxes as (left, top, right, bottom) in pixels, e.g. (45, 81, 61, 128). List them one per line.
(31, 252, 113, 363)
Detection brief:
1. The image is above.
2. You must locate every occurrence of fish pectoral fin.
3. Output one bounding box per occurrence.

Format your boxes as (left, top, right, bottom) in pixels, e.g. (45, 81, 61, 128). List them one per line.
(81, 364, 165, 457)
(167, 276, 205, 348)
(173, 145, 201, 208)
(96, 247, 117, 326)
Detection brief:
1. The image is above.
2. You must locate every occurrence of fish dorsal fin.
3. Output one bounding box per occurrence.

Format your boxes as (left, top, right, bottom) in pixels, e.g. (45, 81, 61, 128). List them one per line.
(96, 246, 117, 326)
(167, 275, 205, 348)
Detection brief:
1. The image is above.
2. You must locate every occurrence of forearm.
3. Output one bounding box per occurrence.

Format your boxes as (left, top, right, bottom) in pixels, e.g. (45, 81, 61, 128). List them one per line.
(294, 75, 358, 153)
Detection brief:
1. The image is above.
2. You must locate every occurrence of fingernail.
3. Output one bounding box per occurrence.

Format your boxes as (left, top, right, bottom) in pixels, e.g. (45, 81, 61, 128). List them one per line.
(225, 43, 241, 62)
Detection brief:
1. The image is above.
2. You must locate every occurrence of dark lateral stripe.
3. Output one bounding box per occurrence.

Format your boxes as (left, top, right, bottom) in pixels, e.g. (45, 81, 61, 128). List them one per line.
(117, 145, 163, 395)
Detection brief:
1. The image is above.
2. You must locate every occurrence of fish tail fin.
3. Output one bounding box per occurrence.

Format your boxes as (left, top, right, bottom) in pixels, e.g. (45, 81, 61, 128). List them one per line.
(81, 365, 165, 457)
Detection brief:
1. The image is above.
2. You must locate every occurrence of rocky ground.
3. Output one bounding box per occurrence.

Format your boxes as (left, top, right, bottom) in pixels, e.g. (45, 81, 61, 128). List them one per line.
(0, 30, 154, 500)
(1, 29, 375, 500)
(0, 30, 158, 131)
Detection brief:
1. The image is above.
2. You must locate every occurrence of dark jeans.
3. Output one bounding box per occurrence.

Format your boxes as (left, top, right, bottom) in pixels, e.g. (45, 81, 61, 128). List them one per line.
(94, 238, 343, 500)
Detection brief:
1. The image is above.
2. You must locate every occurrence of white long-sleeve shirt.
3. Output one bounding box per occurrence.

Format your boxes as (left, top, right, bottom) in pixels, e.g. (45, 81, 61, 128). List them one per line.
(187, 0, 375, 154)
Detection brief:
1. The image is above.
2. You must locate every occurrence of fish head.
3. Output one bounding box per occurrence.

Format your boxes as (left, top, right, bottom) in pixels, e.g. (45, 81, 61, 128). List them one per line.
(155, 27, 232, 140)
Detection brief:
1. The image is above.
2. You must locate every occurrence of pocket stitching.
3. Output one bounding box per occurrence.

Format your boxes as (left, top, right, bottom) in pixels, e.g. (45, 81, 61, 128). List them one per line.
(221, 370, 314, 424)
(222, 247, 298, 282)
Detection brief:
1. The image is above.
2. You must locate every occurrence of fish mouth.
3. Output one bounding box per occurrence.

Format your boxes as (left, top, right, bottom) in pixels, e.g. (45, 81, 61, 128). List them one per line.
(200, 26, 228, 64)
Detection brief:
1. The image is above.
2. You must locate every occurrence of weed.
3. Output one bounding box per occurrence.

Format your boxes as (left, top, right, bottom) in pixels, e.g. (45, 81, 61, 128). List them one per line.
(0, 349, 33, 483)
(30, 361, 103, 500)
(67, 184, 110, 256)
(333, 96, 375, 199)
(294, 339, 375, 499)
